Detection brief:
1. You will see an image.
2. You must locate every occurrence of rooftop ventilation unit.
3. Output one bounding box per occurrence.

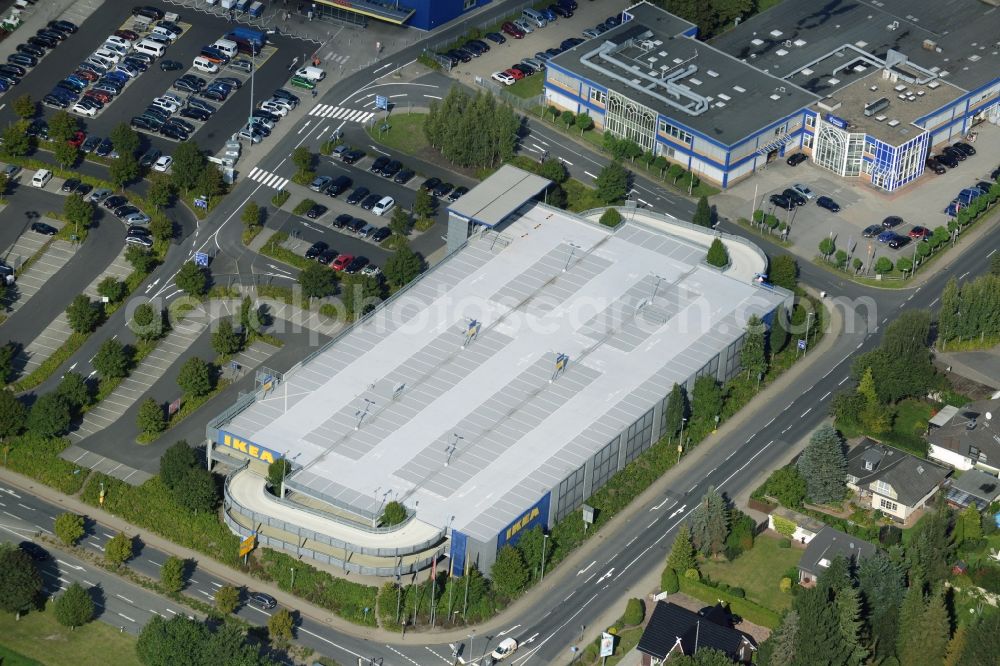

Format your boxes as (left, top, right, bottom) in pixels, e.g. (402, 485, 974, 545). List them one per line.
(875, 115, 887, 122)
(923, 39, 938, 51)
(733, 85, 746, 93)
(769, 93, 782, 100)
(751, 38, 763, 46)
(706, 69, 719, 77)
(928, 80, 940, 89)
(887, 20, 899, 31)
(865, 97, 890, 116)
(887, 119, 900, 127)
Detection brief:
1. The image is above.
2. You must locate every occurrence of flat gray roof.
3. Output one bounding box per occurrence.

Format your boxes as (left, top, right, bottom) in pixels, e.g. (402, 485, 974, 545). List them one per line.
(711, 0, 1000, 95)
(550, 2, 817, 146)
(446, 164, 551, 228)
(220, 205, 785, 542)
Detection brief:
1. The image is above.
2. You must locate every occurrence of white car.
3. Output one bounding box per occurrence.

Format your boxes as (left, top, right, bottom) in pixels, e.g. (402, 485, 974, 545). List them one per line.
(152, 97, 180, 113)
(491, 71, 516, 86)
(153, 155, 173, 172)
(103, 41, 129, 57)
(792, 183, 814, 199)
(372, 196, 395, 216)
(259, 101, 288, 116)
(266, 96, 296, 110)
(93, 48, 121, 64)
(237, 128, 262, 144)
(160, 92, 183, 106)
(72, 103, 96, 117)
(491, 638, 518, 661)
(514, 19, 534, 34)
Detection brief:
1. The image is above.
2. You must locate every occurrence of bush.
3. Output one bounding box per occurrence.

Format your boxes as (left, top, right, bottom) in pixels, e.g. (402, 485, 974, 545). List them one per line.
(599, 208, 622, 227)
(661, 566, 679, 593)
(778, 538, 792, 548)
(1, 433, 86, 494)
(684, 568, 701, 581)
(292, 198, 316, 215)
(622, 598, 645, 626)
(729, 587, 745, 598)
(780, 577, 792, 593)
(271, 190, 290, 207)
(54, 512, 85, 546)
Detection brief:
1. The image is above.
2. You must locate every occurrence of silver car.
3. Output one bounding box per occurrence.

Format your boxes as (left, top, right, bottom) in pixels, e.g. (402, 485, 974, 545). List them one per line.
(88, 187, 113, 203)
(124, 212, 151, 226)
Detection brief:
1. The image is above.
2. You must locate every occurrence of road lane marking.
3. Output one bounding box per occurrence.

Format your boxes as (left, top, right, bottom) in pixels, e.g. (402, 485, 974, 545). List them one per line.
(820, 391, 831, 401)
(801, 408, 812, 417)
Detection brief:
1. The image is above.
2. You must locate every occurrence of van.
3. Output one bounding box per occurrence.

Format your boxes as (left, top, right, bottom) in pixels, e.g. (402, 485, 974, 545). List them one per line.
(220, 0, 236, 9)
(372, 196, 395, 216)
(193, 56, 219, 73)
(522, 8, 548, 28)
(151, 26, 177, 42)
(134, 39, 166, 57)
(212, 39, 238, 58)
(31, 169, 52, 188)
(248, 1, 264, 18)
(294, 66, 326, 82)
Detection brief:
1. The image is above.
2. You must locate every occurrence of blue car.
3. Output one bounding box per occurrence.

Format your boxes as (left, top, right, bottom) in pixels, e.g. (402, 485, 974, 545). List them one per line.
(104, 70, 128, 82)
(539, 7, 557, 21)
(0, 79, 9, 93)
(50, 87, 77, 102)
(58, 78, 85, 93)
(877, 230, 897, 243)
(66, 74, 89, 88)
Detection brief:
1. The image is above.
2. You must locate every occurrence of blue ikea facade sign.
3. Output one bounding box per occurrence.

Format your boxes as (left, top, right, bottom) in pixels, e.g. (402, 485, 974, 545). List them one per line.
(496, 492, 551, 550)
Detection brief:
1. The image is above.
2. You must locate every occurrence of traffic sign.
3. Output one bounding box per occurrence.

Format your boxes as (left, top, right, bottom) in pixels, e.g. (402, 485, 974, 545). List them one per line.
(239, 534, 257, 557)
(797, 339, 807, 350)
(194, 252, 210, 267)
(194, 196, 208, 209)
(375, 95, 389, 110)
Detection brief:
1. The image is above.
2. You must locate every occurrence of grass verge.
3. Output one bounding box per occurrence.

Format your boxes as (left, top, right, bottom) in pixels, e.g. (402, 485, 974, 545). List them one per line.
(259, 232, 313, 271)
(11, 331, 88, 393)
(136, 377, 231, 445)
(0, 605, 141, 666)
(1, 433, 87, 495)
(507, 74, 544, 99)
(365, 112, 429, 155)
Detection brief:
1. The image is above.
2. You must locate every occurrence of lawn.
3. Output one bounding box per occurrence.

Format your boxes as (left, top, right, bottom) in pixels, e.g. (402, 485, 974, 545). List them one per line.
(366, 112, 429, 155)
(508, 74, 544, 99)
(0, 606, 142, 666)
(699, 534, 802, 612)
(882, 398, 934, 457)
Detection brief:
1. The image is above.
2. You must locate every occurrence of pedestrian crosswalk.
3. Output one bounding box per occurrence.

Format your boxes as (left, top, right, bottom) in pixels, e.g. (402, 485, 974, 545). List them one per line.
(246, 167, 289, 190)
(307, 104, 375, 123)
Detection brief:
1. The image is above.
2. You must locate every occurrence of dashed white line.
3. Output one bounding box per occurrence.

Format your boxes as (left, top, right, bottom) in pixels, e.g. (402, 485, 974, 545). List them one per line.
(116, 594, 134, 604)
(988, 249, 997, 258)
(117, 612, 136, 623)
(929, 297, 939, 307)
(820, 391, 831, 401)
(801, 407, 812, 417)
(839, 376, 850, 385)
(584, 170, 598, 179)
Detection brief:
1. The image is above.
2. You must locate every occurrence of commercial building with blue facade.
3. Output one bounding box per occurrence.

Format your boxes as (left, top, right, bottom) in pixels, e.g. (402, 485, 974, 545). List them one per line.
(546, 0, 1000, 192)
(312, 0, 491, 31)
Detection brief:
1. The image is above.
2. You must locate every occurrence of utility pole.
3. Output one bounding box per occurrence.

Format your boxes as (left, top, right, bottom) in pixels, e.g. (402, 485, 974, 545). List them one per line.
(540, 533, 549, 581)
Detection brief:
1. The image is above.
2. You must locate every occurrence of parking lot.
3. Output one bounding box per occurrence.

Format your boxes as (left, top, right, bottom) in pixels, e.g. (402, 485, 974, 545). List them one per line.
(712, 125, 1000, 265)
(0, 2, 313, 155)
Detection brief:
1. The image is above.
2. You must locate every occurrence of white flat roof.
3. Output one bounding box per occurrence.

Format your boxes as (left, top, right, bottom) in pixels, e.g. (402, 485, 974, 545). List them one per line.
(221, 204, 785, 542)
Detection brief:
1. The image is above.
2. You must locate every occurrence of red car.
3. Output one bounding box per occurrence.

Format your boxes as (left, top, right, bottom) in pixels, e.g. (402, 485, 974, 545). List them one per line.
(114, 29, 139, 42)
(67, 130, 86, 147)
(505, 67, 525, 81)
(85, 90, 111, 104)
(74, 68, 99, 82)
(331, 254, 354, 271)
(908, 226, 931, 240)
(502, 21, 525, 38)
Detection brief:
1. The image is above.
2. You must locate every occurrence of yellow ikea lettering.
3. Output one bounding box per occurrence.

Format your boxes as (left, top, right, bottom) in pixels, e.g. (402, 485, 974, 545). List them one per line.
(221, 434, 275, 464)
(505, 507, 541, 541)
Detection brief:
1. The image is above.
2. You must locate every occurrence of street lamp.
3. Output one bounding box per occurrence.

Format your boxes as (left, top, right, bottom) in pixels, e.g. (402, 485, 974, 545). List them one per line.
(540, 533, 549, 581)
(290, 566, 296, 589)
(678, 417, 688, 457)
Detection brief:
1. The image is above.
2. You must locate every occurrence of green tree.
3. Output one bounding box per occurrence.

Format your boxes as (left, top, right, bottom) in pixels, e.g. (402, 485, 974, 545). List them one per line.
(126, 245, 156, 274)
(623, 598, 645, 625)
(172, 467, 218, 514)
(741, 314, 767, 381)
(818, 237, 835, 259)
(574, 112, 594, 135)
(0, 543, 42, 618)
(796, 425, 846, 504)
(958, 504, 982, 545)
(147, 177, 174, 211)
(242, 201, 261, 229)
(175, 261, 208, 297)
(905, 503, 953, 586)
(240, 296, 262, 336)
(852, 257, 863, 274)
(93, 338, 129, 380)
(0, 390, 28, 440)
(669, 649, 739, 666)
(594, 161, 629, 204)
(53, 512, 85, 546)
(491, 544, 528, 598)
(769, 255, 798, 290)
(1, 121, 32, 157)
(65, 294, 101, 333)
(663, 383, 686, 442)
(27, 393, 71, 437)
(991, 253, 1000, 276)
(515, 526, 551, 580)
(177, 357, 212, 397)
(896, 256, 913, 275)
(109, 155, 140, 189)
(171, 142, 205, 191)
(857, 551, 905, 660)
(706, 238, 729, 267)
(340, 273, 383, 321)
(689, 486, 728, 556)
(757, 609, 798, 666)
(412, 188, 436, 219)
(136, 398, 165, 436)
(957, 609, 1000, 665)
(857, 366, 890, 436)
(661, 566, 679, 594)
(666, 522, 696, 573)
(693, 195, 712, 227)
(268, 607, 295, 647)
(538, 158, 568, 184)
(160, 440, 197, 490)
(53, 581, 94, 629)
(762, 466, 807, 508)
(383, 242, 422, 288)
(63, 193, 95, 234)
(266, 457, 291, 495)
(792, 585, 852, 666)
(389, 205, 411, 237)
(211, 318, 242, 356)
(149, 214, 174, 243)
(0, 343, 14, 385)
(291, 146, 314, 173)
(48, 110, 78, 143)
(96, 276, 127, 304)
(104, 532, 133, 568)
(159, 556, 186, 593)
(197, 165, 225, 197)
(937, 277, 960, 342)
(131, 303, 163, 341)
(599, 208, 622, 227)
(298, 261, 337, 299)
(944, 624, 967, 666)
(215, 585, 240, 614)
(835, 585, 868, 665)
(12, 94, 36, 120)
(109, 123, 140, 158)
(381, 501, 407, 527)
(690, 375, 722, 430)
(53, 141, 79, 169)
(874, 256, 893, 274)
(769, 306, 790, 355)
(560, 109, 575, 127)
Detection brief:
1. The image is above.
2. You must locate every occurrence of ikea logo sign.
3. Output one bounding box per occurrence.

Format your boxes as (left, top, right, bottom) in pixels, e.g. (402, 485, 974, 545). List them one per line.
(218, 431, 281, 465)
(497, 493, 550, 548)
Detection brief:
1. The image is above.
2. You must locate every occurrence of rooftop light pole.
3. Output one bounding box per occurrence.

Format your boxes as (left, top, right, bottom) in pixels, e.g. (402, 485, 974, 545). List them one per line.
(445, 433, 464, 466)
(355, 397, 375, 429)
(563, 242, 583, 272)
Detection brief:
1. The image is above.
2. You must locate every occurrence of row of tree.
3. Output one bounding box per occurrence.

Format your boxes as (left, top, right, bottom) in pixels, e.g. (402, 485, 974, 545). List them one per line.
(424, 87, 519, 169)
(938, 272, 1000, 347)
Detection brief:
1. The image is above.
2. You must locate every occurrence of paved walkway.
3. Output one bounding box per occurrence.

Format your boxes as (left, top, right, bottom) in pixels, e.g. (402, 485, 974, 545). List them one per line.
(13, 248, 131, 378)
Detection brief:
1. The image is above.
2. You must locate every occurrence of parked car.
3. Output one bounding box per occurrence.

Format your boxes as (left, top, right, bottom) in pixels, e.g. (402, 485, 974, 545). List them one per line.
(333, 214, 353, 229)
(61, 178, 80, 193)
(952, 142, 976, 157)
(160, 59, 183, 71)
(448, 186, 469, 202)
(492, 70, 515, 86)
(881, 215, 903, 229)
(781, 188, 806, 206)
(769, 194, 794, 210)
(305, 241, 329, 260)
(393, 169, 415, 184)
(347, 186, 369, 205)
(908, 226, 931, 240)
(433, 182, 454, 198)
(153, 155, 173, 172)
(888, 235, 910, 249)
(942, 146, 966, 162)
(360, 193, 381, 210)
(306, 204, 327, 219)
(484, 32, 506, 45)
(422, 177, 442, 192)
(786, 153, 808, 167)
(815, 196, 840, 212)
(372, 227, 391, 243)
(325, 175, 352, 197)
(139, 149, 162, 168)
(369, 155, 390, 174)
(935, 152, 959, 168)
(309, 175, 332, 192)
(342, 149, 364, 165)
(30, 222, 58, 236)
(502, 22, 526, 38)
(877, 230, 897, 243)
(331, 254, 353, 271)
(925, 158, 946, 174)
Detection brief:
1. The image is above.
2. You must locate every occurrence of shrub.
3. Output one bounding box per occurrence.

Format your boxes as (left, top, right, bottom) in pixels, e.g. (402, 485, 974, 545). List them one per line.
(599, 208, 622, 227)
(54, 512, 85, 546)
(2, 433, 85, 494)
(780, 577, 792, 593)
(729, 587, 746, 598)
(773, 515, 797, 537)
(622, 598, 645, 626)
(292, 198, 316, 215)
(661, 566, 679, 593)
(381, 501, 407, 526)
(271, 190, 290, 207)
(684, 568, 701, 581)
(778, 538, 792, 548)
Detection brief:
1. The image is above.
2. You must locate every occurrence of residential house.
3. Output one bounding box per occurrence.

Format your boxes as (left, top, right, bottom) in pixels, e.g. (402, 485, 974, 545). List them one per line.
(845, 438, 950, 522)
(767, 506, 825, 545)
(944, 469, 1000, 511)
(637, 601, 756, 665)
(798, 526, 877, 587)
(927, 398, 1000, 473)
